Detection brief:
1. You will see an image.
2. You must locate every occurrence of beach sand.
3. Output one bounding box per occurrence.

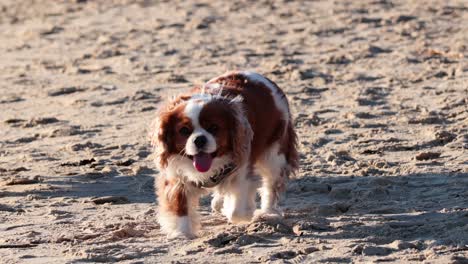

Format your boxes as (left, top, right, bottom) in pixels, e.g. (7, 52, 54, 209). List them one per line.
(0, 0, 467, 263)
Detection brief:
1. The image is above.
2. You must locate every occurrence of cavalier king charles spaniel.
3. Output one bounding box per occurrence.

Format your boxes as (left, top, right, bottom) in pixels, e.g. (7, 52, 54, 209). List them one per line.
(151, 71, 298, 238)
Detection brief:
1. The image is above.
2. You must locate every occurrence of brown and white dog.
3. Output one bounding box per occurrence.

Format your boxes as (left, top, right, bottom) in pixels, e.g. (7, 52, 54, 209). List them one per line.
(151, 71, 298, 238)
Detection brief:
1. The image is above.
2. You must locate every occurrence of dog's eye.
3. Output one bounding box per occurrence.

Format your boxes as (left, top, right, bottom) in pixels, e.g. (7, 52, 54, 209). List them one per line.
(179, 126, 192, 136)
(207, 124, 218, 135)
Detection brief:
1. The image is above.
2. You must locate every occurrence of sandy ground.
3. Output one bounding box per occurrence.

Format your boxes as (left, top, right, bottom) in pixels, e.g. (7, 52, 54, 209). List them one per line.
(0, 0, 467, 263)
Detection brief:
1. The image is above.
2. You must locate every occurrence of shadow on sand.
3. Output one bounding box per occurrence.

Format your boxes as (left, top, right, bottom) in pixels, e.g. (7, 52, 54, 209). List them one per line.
(282, 172, 468, 249)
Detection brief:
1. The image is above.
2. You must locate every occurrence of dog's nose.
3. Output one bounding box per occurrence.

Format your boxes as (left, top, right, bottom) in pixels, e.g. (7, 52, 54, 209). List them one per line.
(194, 135, 207, 149)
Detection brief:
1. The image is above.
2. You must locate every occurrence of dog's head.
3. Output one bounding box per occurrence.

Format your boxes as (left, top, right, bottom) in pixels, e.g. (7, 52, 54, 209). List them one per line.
(151, 93, 252, 181)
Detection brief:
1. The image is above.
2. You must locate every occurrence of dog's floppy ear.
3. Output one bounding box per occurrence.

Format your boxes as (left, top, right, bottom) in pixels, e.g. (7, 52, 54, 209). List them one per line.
(229, 100, 253, 165)
(151, 109, 175, 169)
(150, 95, 190, 168)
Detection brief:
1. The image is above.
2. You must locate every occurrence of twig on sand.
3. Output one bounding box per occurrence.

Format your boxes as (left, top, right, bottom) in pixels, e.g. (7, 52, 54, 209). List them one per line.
(4, 176, 41, 186)
(0, 244, 38, 249)
(90, 196, 129, 205)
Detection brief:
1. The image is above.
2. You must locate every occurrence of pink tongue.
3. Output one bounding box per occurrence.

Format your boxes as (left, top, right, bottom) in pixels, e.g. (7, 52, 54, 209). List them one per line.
(193, 153, 213, 173)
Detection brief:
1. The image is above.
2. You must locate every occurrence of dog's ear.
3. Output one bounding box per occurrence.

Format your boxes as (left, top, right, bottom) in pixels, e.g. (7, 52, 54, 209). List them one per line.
(150, 109, 175, 169)
(229, 101, 253, 165)
(150, 95, 192, 168)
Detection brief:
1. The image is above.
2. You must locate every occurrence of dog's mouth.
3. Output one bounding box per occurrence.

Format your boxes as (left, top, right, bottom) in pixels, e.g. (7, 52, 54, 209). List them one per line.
(187, 152, 217, 173)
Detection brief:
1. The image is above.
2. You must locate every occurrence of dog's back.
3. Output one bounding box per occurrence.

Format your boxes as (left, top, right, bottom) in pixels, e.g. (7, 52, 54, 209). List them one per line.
(205, 71, 298, 173)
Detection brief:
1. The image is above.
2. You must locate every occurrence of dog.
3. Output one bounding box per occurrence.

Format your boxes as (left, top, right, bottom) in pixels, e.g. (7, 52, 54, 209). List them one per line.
(151, 71, 298, 238)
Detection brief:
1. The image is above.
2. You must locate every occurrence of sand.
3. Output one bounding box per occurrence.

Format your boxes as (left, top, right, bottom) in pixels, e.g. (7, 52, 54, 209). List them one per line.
(0, 0, 467, 263)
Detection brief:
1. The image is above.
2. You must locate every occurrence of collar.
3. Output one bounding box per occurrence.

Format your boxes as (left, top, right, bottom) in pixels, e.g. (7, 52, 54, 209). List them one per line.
(191, 163, 237, 188)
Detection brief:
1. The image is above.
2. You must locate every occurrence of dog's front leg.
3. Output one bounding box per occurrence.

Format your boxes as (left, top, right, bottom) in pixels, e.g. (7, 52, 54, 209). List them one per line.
(157, 176, 200, 239)
(221, 167, 257, 223)
(211, 191, 224, 213)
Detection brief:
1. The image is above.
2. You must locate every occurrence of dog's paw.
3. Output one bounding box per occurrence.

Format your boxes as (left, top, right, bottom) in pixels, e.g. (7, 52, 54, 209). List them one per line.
(159, 215, 198, 239)
(253, 208, 282, 221)
(225, 208, 254, 224)
(166, 230, 197, 240)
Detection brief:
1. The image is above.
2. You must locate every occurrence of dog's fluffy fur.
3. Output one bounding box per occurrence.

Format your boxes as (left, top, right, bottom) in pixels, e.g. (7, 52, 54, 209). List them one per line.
(151, 71, 298, 238)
